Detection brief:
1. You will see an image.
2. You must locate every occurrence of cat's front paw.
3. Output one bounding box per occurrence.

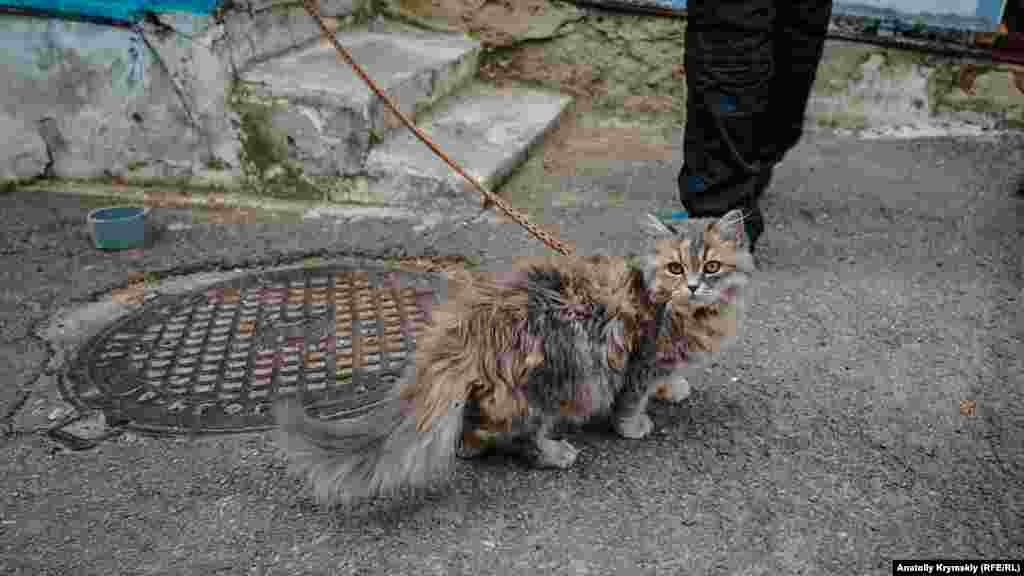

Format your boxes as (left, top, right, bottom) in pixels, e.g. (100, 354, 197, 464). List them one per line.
(655, 377, 691, 403)
(614, 413, 653, 439)
(532, 438, 580, 469)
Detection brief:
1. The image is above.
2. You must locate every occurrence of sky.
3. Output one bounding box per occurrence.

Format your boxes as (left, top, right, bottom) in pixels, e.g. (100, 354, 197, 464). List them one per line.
(837, 0, 984, 16)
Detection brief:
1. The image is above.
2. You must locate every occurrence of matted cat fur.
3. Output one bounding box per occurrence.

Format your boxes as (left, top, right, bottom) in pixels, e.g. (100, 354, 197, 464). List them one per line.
(275, 209, 754, 507)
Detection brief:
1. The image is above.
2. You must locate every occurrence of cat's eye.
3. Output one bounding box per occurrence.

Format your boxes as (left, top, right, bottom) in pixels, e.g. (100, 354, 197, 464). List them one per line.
(703, 261, 722, 274)
(666, 262, 684, 276)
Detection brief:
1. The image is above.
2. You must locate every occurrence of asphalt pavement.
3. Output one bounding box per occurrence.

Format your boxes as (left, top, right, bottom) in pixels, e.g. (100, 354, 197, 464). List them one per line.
(1, 128, 1021, 575)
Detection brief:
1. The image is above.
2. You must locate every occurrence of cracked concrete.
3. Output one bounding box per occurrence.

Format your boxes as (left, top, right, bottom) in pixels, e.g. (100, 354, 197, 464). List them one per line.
(365, 81, 572, 212)
(239, 21, 482, 177)
(0, 113, 49, 182)
(213, 0, 369, 72)
(0, 341, 46, 430)
(0, 12, 239, 182)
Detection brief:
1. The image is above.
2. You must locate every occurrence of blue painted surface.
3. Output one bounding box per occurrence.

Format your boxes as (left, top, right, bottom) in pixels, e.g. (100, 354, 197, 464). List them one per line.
(656, 209, 689, 222)
(653, 0, 686, 11)
(0, 0, 219, 22)
(0, 15, 149, 93)
(975, 0, 1005, 26)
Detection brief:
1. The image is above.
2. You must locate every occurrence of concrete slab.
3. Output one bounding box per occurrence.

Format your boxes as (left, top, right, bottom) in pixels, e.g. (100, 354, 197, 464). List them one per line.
(217, 0, 370, 70)
(365, 83, 573, 214)
(240, 23, 480, 175)
(0, 341, 46, 431)
(0, 113, 49, 181)
(3, 15, 238, 182)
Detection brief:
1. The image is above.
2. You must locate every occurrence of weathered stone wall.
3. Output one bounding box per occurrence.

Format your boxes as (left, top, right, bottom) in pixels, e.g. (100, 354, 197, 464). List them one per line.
(214, 0, 367, 73)
(0, 14, 236, 182)
(0, 0, 370, 186)
(809, 42, 1024, 132)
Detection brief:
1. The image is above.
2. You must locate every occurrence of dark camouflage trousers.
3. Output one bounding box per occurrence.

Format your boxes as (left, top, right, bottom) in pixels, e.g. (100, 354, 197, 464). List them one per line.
(679, 0, 833, 240)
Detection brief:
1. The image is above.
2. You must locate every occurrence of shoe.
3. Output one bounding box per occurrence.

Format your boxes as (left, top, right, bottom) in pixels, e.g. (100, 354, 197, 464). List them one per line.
(743, 205, 764, 253)
(742, 167, 773, 254)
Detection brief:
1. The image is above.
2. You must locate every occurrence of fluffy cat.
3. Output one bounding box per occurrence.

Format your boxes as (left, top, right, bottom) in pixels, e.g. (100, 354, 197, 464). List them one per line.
(274, 209, 754, 507)
(648, 211, 753, 405)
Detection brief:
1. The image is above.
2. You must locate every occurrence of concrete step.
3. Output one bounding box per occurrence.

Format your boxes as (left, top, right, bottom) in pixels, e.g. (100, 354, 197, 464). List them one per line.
(238, 21, 480, 176)
(219, 0, 370, 71)
(365, 83, 573, 215)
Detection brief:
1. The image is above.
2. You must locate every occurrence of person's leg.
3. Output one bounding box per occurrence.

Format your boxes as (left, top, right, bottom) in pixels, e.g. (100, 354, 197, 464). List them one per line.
(679, 0, 777, 248)
(762, 0, 833, 169)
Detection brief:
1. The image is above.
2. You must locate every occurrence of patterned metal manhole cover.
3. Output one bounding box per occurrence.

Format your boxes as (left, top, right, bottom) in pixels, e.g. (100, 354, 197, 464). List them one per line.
(61, 265, 443, 434)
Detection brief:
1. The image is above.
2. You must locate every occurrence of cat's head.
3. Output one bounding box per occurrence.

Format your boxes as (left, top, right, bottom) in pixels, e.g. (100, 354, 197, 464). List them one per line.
(639, 209, 755, 306)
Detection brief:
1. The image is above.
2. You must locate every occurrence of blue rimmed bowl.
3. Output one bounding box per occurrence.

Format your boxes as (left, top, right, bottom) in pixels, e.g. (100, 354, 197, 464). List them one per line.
(87, 206, 149, 250)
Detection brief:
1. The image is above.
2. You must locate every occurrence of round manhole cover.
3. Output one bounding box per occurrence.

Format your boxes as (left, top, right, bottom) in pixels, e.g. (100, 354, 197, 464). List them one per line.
(61, 265, 443, 434)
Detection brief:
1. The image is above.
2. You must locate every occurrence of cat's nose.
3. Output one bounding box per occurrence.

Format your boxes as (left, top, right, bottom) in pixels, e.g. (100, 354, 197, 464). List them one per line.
(687, 284, 699, 294)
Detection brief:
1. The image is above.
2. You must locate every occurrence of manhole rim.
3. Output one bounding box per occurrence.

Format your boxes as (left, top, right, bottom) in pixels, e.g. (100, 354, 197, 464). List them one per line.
(59, 262, 443, 436)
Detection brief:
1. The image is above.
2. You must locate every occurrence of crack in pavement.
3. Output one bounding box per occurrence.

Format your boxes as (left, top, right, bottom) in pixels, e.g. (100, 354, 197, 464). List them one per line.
(1, 314, 59, 442)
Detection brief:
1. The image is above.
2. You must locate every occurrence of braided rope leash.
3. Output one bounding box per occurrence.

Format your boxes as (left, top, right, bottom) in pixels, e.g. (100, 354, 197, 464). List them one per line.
(301, 0, 575, 258)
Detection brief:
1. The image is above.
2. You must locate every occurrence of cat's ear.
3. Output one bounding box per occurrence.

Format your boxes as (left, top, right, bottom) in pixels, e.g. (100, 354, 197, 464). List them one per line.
(642, 212, 678, 237)
(716, 209, 748, 247)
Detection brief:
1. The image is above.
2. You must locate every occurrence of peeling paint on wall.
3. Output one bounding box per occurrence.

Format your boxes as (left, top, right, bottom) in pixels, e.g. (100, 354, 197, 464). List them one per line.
(0, 0, 369, 186)
(0, 11, 239, 182)
(0, 1, 220, 23)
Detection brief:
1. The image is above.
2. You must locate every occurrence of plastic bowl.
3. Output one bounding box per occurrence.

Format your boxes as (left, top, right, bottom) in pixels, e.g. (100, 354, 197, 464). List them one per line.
(87, 206, 149, 250)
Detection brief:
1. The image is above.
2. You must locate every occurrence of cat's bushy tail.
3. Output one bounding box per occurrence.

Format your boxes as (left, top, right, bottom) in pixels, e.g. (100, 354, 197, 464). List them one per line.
(274, 362, 469, 507)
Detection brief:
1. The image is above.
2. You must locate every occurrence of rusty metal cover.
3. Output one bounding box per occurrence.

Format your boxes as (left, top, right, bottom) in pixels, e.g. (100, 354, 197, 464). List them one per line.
(60, 265, 442, 434)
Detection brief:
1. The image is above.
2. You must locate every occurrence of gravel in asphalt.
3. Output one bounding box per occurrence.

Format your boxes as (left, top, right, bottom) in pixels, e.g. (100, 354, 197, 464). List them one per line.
(1, 130, 1021, 575)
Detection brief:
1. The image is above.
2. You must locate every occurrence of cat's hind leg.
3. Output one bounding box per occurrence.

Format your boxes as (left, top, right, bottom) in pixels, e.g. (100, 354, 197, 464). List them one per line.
(457, 403, 578, 468)
(531, 435, 580, 469)
(534, 438, 580, 469)
(524, 416, 579, 469)
(614, 410, 654, 440)
(458, 420, 579, 469)
(456, 398, 523, 460)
